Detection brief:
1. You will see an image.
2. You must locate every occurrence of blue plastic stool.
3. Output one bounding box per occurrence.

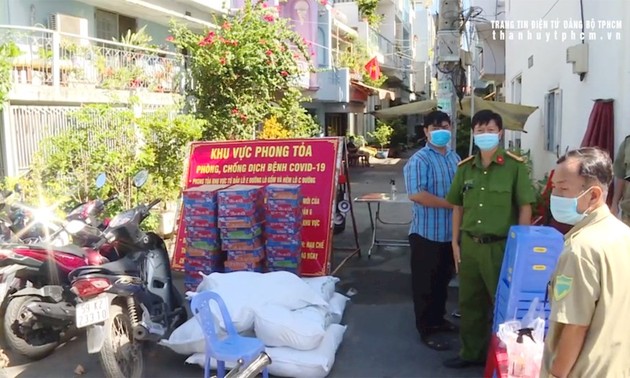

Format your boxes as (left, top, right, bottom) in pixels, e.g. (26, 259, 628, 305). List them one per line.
(190, 291, 269, 378)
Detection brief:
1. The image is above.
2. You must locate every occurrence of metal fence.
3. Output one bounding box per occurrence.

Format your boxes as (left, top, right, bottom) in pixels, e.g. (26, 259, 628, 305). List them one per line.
(7, 104, 164, 173)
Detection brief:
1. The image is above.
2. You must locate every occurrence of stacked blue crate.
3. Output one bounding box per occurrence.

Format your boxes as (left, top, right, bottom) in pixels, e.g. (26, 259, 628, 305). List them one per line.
(493, 225, 564, 335)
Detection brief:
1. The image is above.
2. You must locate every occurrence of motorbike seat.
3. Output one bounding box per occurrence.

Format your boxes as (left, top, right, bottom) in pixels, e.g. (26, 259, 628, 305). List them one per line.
(72, 256, 139, 278)
(27, 243, 86, 258)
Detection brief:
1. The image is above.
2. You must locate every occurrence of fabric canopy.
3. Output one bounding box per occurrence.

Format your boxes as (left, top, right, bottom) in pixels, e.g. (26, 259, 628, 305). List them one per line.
(581, 98, 615, 205)
(373, 96, 539, 132)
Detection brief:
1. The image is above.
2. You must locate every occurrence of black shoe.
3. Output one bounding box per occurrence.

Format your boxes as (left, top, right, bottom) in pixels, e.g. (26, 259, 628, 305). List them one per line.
(419, 331, 451, 351)
(443, 356, 485, 369)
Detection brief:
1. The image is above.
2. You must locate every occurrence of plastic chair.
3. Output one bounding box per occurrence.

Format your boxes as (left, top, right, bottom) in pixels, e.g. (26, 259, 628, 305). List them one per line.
(190, 291, 269, 378)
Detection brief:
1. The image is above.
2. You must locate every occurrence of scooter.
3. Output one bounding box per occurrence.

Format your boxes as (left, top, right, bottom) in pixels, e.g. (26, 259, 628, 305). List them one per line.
(68, 170, 187, 378)
(0, 173, 118, 360)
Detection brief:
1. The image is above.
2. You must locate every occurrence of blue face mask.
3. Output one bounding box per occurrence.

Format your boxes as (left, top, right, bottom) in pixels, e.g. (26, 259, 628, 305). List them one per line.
(429, 129, 451, 147)
(549, 190, 592, 225)
(474, 133, 500, 151)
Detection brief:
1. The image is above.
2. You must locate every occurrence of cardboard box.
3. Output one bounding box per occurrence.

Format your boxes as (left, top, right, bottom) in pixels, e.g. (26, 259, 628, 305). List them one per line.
(265, 184, 302, 200)
(220, 224, 263, 240)
(222, 237, 263, 251)
(227, 246, 265, 261)
(218, 185, 263, 204)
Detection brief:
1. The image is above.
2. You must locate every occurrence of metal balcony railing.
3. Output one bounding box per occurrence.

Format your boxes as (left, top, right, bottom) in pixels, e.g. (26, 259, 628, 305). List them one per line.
(0, 25, 185, 95)
(367, 27, 402, 70)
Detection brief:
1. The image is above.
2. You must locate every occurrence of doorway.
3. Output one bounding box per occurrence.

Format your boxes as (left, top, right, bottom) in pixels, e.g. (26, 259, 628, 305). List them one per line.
(325, 113, 348, 136)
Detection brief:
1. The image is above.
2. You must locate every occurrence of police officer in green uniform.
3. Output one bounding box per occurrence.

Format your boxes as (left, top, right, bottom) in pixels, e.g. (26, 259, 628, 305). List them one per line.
(443, 110, 536, 368)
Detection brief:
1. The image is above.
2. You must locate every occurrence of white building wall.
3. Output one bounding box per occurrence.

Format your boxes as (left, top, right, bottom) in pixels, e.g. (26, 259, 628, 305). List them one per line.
(505, 0, 629, 179)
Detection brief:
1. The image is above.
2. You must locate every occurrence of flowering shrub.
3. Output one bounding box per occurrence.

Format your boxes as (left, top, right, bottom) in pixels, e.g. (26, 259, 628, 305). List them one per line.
(170, 1, 319, 140)
(259, 116, 291, 139)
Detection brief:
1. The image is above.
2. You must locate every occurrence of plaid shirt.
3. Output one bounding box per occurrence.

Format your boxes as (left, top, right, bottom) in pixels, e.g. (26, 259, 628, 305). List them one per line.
(403, 144, 460, 242)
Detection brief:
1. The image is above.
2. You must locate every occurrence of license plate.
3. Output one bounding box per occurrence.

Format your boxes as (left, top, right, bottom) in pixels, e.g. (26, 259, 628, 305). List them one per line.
(76, 296, 109, 328)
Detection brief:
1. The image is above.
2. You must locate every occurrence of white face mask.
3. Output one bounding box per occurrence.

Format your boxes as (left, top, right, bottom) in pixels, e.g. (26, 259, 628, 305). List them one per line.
(549, 189, 593, 225)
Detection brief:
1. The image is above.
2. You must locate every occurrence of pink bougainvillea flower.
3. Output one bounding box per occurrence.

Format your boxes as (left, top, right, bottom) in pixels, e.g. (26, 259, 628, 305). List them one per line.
(165, 35, 174, 42)
(264, 13, 275, 22)
(222, 21, 231, 30)
(220, 57, 227, 65)
(266, 49, 273, 56)
(320, 0, 328, 5)
(280, 70, 289, 77)
(262, 2, 268, 7)
(231, 108, 239, 114)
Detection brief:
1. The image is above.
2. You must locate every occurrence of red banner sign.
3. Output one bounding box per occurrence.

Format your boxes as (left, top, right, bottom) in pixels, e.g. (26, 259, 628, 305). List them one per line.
(172, 138, 342, 276)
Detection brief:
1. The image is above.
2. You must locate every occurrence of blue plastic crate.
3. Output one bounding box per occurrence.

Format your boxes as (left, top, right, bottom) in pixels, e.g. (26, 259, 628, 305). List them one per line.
(493, 225, 563, 333)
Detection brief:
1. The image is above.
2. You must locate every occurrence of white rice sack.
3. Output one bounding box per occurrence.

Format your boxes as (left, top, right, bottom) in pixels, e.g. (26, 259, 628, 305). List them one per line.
(301, 276, 340, 302)
(185, 324, 347, 378)
(266, 324, 347, 378)
(189, 271, 328, 334)
(328, 293, 351, 324)
(254, 304, 327, 350)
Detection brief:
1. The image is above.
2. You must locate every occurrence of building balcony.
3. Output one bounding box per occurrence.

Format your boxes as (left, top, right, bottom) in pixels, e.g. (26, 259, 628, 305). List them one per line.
(1, 25, 184, 105)
(474, 22, 505, 84)
(76, 0, 222, 31)
(367, 27, 404, 80)
(469, 0, 505, 22)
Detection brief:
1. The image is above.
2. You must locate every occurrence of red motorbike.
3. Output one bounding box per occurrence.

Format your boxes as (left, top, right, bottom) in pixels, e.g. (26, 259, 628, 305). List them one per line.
(0, 172, 120, 360)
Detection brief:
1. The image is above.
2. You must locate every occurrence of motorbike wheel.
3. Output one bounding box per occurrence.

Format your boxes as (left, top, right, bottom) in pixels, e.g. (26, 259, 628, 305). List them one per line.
(99, 304, 143, 378)
(3, 296, 59, 360)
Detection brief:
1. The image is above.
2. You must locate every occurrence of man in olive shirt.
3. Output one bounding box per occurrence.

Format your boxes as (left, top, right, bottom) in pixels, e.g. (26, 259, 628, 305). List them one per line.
(611, 135, 630, 225)
(443, 110, 535, 368)
(542, 147, 630, 377)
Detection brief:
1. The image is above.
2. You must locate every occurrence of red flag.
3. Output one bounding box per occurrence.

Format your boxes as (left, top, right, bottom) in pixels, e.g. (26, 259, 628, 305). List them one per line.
(364, 57, 381, 81)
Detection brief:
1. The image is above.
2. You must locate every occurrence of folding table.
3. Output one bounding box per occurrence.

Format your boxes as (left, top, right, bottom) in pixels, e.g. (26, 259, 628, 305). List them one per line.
(354, 193, 411, 258)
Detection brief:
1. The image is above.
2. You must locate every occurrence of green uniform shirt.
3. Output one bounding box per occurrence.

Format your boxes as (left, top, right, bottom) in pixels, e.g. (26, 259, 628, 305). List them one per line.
(446, 148, 536, 237)
(612, 136, 629, 180)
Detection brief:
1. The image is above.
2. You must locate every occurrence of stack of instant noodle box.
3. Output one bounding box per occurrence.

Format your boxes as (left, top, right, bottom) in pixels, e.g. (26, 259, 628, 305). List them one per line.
(182, 185, 226, 291)
(218, 185, 266, 273)
(182, 184, 304, 290)
(264, 184, 302, 274)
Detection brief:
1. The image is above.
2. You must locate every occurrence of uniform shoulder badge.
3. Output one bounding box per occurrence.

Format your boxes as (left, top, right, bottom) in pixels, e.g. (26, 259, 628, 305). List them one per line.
(506, 151, 524, 162)
(458, 155, 474, 166)
(553, 275, 573, 301)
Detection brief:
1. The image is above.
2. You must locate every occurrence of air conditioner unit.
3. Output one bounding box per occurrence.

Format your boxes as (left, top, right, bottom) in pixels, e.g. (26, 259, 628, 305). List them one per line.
(48, 13, 89, 46)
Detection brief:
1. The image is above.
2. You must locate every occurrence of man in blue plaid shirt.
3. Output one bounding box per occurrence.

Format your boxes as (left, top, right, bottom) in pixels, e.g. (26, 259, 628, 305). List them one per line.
(403, 110, 461, 351)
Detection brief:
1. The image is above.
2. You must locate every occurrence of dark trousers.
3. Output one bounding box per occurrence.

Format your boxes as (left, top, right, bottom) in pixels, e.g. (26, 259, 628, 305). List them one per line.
(409, 233, 455, 334)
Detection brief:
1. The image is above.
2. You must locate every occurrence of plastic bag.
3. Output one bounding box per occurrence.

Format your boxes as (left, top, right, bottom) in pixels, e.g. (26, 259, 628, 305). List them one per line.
(497, 298, 545, 378)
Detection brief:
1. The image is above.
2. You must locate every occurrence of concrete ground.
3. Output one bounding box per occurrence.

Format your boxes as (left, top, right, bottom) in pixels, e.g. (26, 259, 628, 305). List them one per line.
(3, 151, 485, 377)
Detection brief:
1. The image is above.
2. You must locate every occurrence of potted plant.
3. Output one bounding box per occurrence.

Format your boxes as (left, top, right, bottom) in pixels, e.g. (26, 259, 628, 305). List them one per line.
(368, 122, 393, 158)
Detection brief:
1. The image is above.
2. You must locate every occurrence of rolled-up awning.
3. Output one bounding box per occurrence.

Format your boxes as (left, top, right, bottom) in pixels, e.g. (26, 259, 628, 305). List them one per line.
(373, 96, 538, 131)
(351, 81, 396, 101)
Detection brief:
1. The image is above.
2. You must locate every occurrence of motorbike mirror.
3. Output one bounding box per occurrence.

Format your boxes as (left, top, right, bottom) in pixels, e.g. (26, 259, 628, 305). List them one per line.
(13, 183, 22, 193)
(66, 220, 87, 235)
(95, 173, 107, 189)
(133, 170, 149, 188)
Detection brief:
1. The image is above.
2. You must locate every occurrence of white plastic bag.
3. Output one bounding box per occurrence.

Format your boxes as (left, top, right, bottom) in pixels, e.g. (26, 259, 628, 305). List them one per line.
(497, 298, 545, 378)
(254, 304, 327, 350)
(328, 293, 350, 324)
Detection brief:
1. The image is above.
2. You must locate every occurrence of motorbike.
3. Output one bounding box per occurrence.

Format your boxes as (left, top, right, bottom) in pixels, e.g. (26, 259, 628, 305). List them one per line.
(68, 170, 187, 378)
(0, 173, 118, 360)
